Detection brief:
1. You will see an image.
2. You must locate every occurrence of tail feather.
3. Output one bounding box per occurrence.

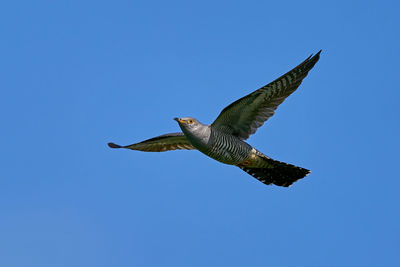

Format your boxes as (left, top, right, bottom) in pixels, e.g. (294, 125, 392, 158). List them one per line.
(239, 159, 310, 187)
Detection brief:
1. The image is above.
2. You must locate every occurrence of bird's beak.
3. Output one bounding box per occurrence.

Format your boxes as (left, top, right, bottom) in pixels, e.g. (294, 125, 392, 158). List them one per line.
(173, 117, 186, 124)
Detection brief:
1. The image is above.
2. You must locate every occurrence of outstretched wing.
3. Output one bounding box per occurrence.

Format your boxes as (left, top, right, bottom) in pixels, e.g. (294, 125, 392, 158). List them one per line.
(212, 51, 321, 140)
(108, 132, 195, 152)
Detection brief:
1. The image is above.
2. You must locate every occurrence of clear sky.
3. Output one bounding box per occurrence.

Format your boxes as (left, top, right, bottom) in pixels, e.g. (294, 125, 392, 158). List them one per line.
(1, 0, 399, 266)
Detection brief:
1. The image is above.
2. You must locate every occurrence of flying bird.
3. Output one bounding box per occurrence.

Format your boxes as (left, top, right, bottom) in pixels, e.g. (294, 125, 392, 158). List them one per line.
(108, 51, 321, 187)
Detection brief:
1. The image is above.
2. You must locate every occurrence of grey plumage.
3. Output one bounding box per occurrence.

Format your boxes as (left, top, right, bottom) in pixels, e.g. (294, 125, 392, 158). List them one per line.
(108, 51, 321, 187)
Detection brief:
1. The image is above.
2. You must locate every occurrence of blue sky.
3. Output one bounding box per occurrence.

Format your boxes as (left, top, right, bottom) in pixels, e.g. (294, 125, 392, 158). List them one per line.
(1, 0, 399, 266)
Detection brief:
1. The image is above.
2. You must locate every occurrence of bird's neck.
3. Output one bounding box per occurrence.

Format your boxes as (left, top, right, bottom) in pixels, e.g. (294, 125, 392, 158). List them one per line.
(182, 124, 211, 150)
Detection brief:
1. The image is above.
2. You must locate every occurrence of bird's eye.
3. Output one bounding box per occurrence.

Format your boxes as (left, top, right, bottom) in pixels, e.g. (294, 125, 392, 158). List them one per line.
(188, 119, 193, 124)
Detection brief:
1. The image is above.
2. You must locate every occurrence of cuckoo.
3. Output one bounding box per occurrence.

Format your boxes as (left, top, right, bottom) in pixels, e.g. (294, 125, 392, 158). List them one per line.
(108, 51, 321, 187)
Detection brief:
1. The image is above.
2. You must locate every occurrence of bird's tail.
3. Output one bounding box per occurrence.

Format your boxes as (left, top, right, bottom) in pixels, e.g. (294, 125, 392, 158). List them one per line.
(239, 156, 310, 187)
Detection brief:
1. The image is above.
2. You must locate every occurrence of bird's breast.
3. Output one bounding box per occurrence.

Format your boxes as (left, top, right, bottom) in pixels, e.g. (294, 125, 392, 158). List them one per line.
(203, 131, 252, 165)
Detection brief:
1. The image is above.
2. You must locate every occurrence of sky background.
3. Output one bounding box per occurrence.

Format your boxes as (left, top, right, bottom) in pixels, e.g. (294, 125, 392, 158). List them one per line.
(1, 0, 399, 266)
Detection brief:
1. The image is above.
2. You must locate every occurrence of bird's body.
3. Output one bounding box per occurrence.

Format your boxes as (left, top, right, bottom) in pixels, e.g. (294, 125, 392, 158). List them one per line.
(206, 129, 253, 165)
(108, 51, 321, 187)
(174, 119, 310, 186)
(180, 122, 252, 165)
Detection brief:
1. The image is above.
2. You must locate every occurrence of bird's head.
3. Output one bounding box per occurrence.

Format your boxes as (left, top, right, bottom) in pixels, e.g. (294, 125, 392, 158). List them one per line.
(174, 117, 198, 126)
(174, 117, 210, 144)
(173, 117, 203, 132)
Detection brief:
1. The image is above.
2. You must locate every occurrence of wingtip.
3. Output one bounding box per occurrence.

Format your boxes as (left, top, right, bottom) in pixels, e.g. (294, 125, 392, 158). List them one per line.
(108, 142, 122, 148)
(315, 50, 322, 58)
(310, 50, 322, 59)
(304, 50, 320, 62)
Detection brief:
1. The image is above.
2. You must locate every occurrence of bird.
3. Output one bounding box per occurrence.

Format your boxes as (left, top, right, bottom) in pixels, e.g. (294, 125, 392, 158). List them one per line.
(108, 51, 321, 187)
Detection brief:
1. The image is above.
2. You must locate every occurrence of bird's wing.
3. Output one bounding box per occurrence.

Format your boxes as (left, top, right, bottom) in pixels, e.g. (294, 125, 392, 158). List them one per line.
(211, 51, 321, 140)
(108, 132, 196, 152)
